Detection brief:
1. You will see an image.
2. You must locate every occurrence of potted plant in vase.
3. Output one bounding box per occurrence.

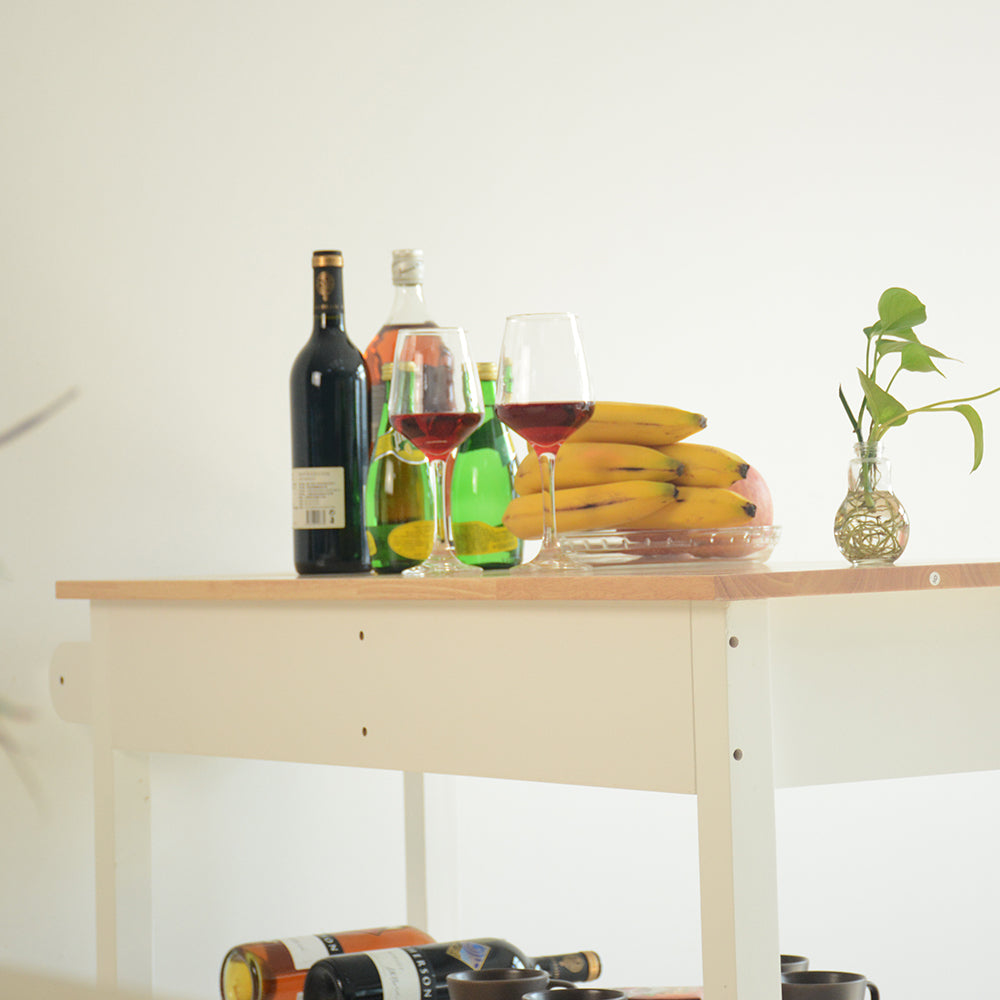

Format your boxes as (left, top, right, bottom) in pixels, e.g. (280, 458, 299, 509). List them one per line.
(836, 287, 1000, 565)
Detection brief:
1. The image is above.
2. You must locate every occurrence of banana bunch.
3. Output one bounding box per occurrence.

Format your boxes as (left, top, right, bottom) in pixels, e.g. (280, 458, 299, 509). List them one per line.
(568, 401, 707, 447)
(503, 401, 764, 538)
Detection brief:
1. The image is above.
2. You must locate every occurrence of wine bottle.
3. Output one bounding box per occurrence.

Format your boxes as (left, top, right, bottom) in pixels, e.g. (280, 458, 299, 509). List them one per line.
(220, 925, 436, 1000)
(290, 250, 371, 574)
(303, 939, 601, 1000)
(363, 249, 436, 451)
(450, 363, 524, 570)
(365, 362, 434, 574)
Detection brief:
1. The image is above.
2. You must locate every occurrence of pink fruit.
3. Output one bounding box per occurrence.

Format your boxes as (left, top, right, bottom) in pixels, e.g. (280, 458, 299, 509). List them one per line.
(730, 466, 773, 525)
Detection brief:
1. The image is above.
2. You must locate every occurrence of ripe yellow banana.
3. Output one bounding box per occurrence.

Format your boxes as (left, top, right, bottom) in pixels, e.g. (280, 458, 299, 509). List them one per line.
(514, 442, 685, 494)
(569, 401, 707, 447)
(626, 486, 757, 530)
(502, 481, 679, 540)
(656, 442, 750, 488)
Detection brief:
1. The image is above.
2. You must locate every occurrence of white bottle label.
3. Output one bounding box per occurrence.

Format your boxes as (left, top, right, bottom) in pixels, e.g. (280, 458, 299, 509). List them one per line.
(369, 949, 427, 1000)
(292, 467, 346, 529)
(281, 935, 338, 970)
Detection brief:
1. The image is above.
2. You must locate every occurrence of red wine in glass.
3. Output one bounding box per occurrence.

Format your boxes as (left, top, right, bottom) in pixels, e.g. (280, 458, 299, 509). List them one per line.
(390, 412, 482, 462)
(493, 401, 595, 453)
(495, 312, 594, 574)
(388, 327, 485, 577)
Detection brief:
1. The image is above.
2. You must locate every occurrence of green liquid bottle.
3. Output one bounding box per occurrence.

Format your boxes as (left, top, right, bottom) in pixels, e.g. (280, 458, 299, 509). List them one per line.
(450, 363, 524, 570)
(365, 363, 434, 574)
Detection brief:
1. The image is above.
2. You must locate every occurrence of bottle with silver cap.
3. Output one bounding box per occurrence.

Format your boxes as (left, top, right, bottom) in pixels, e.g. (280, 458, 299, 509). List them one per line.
(363, 249, 436, 452)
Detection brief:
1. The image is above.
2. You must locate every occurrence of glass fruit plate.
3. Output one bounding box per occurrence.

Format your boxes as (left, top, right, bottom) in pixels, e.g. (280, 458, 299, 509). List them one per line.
(560, 525, 781, 566)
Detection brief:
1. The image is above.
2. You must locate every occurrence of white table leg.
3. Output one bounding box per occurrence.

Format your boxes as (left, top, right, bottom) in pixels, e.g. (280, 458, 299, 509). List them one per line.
(403, 771, 429, 931)
(91, 619, 152, 991)
(691, 601, 780, 1000)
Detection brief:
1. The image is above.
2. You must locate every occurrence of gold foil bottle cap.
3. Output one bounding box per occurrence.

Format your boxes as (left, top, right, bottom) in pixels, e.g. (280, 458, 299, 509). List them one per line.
(312, 250, 343, 268)
(477, 362, 498, 381)
(381, 362, 394, 381)
(391, 249, 424, 285)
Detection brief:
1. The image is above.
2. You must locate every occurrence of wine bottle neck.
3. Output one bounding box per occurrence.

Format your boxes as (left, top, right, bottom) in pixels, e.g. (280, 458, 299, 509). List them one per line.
(532, 951, 602, 982)
(313, 263, 347, 335)
(385, 282, 432, 326)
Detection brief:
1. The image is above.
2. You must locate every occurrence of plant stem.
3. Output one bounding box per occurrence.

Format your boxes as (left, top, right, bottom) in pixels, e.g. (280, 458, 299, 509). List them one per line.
(875, 384, 1000, 436)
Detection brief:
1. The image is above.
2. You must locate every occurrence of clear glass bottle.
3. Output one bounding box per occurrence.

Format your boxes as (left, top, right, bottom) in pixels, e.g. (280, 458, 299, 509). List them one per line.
(833, 440, 909, 565)
(450, 363, 524, 570)
(303, 939, 601, 1000)
(220, 925, 436, 1000)
(290, 251, 370, 574)
(365, 363, 434, 573)
(363, 249, 436, 451)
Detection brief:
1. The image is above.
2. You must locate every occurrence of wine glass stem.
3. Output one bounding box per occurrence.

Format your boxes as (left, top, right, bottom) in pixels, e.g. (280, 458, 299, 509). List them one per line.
(430, 456, 453, 554)
(537, 449, 559, 550)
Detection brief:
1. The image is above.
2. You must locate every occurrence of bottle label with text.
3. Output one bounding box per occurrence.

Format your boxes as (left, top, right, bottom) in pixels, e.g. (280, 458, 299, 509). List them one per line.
(281, 934, 345, 970)
(292, 467, 346, 528)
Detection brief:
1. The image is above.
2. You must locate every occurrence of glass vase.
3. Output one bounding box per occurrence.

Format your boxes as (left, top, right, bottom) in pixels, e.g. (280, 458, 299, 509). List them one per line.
(833, 441, 909, 565)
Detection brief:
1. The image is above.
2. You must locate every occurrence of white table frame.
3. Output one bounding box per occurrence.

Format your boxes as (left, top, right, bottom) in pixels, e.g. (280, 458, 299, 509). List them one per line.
(52, 563, 1000, 999)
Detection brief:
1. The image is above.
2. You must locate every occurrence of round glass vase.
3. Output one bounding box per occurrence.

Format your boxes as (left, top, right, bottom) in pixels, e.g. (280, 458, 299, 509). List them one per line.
(833, 441, 910, 565)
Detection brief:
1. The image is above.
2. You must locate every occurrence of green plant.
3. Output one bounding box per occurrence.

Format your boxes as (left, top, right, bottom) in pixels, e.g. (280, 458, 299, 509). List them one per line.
(839, 288, 1000, 470)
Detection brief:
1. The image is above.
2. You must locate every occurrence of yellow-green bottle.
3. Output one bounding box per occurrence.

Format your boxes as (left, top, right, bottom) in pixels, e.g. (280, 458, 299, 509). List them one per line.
(365, 363, 433, 573)
(450, 363, 524, 569)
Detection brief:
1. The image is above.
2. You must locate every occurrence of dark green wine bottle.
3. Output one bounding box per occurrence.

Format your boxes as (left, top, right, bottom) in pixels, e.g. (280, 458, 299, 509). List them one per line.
(290, 251, 371, 574)
(365, 363, 434, 574)
(302, 939, 601, 1000)
(450, 363, 523, 569)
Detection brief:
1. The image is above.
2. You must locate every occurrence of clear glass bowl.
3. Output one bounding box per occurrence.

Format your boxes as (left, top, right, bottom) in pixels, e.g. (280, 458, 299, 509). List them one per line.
(559, 525, 781, 567)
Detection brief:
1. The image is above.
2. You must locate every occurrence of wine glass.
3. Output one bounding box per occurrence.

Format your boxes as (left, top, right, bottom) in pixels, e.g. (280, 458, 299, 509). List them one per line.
(495, 312, 594, 574)
(388, 328, 485, 577)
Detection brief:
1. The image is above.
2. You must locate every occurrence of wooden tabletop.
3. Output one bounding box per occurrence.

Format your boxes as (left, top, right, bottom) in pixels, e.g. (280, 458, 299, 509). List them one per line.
(54, 560, 1000, 602)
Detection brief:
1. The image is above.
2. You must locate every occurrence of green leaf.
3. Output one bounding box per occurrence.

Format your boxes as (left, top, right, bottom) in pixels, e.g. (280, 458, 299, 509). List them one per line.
(877, 288, 927, 333)
(858, 368, 908, 429)
(839, 385, 863, 441)
(946, 403, 985, 471)
(863, 321, 882, 339)
(877, 327, 919, 343)
(876, 340, 952, 374)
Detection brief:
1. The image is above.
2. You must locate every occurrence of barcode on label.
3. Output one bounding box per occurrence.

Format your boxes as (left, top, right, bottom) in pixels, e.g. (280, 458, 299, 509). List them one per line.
(306, 510, 329, 525)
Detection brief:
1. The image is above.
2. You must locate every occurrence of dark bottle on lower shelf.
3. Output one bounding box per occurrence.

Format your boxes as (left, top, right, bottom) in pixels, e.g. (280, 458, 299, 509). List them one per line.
(303, 939, 601, 1000)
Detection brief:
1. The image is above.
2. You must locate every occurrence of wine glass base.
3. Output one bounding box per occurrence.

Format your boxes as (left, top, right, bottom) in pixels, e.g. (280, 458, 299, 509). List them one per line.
(510, 546, 592, 575)
(403, 549, 484, 578)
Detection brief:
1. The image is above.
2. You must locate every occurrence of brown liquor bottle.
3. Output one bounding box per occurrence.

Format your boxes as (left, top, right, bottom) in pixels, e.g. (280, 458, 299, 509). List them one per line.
(221, 925, 436, 1000)
(363, 249, 436, 452)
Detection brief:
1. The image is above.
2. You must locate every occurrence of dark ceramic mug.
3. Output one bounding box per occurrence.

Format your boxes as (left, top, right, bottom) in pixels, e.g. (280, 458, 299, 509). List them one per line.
(781, 971, 879, 1000)
(781, 955, 810, 974)
(524, 990, 624, 1000)
(448, 970, 576, 1000)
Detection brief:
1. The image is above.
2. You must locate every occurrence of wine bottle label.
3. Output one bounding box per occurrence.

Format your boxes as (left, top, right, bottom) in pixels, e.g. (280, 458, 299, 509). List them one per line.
(292, 467, 346, 529)
(372, 430, 426, 465)
(452, 521, 519, 554)
(444, 942, 491, 970)
(388, 521, 434, 559)
(281, 934, 345, 969)
(368, 948, 433, 1000)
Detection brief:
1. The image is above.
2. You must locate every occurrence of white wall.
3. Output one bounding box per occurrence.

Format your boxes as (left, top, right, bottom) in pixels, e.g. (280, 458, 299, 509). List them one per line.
(3, 0, 1000, 996)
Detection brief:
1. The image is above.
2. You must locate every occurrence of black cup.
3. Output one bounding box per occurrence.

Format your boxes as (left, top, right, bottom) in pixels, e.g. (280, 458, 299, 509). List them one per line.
(781, 955, 810, 974)
(525, 990, 624, 1000)
(781, 971, 879, 1000)
(448, 970, 576, 1000)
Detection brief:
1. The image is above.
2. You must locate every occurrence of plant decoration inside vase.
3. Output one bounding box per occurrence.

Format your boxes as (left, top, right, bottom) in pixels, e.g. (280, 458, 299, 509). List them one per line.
(836, 288, 1000, 565)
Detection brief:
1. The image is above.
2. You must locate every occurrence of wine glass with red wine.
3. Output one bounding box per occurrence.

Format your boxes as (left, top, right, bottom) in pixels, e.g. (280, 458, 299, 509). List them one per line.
(388, 328, 485, 577)
(495, 312, 594, 573)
